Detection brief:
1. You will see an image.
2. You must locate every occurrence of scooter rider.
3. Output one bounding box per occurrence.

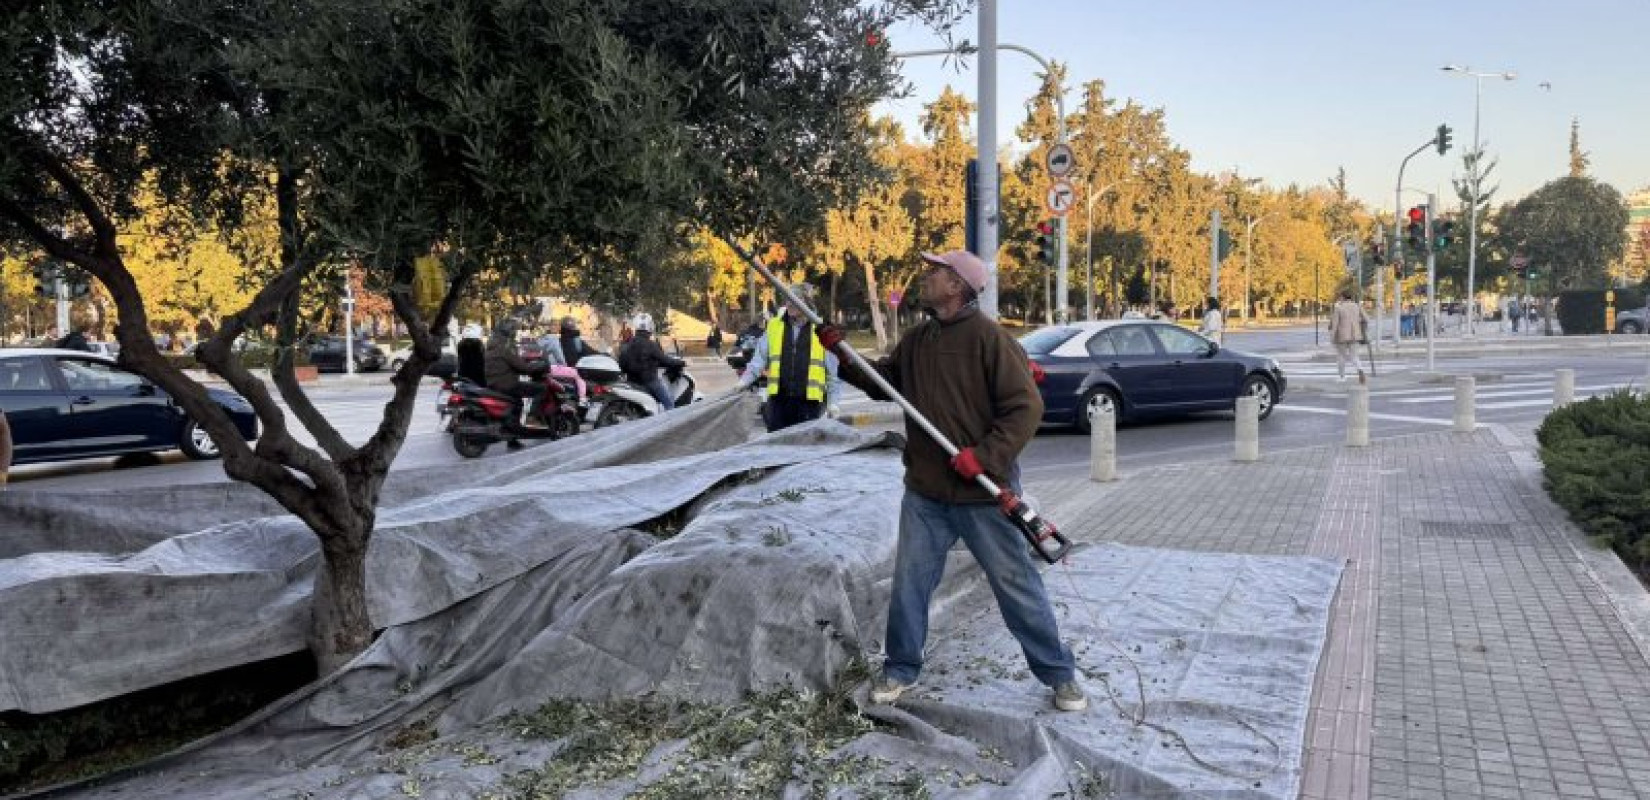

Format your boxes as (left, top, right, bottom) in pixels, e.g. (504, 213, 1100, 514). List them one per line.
(617, 313, 684, 411)
(483, 319, 548, 443)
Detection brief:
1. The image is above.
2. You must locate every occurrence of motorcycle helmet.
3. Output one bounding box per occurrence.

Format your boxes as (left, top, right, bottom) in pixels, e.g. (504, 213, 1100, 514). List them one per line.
(631, 313, 654, 334)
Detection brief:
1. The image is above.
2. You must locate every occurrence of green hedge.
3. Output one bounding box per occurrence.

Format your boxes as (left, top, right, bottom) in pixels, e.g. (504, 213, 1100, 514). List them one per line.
(1556, 289, 1648, 335)
(1537, 390, 1650, 567)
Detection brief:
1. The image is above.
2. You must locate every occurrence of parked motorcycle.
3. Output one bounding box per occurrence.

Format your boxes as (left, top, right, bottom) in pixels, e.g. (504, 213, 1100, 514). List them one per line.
(439, 372, 580, 458)
(575, 354, 699, 428)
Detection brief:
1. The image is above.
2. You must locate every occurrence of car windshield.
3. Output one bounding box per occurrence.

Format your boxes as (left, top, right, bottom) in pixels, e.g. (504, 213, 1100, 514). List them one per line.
(1019, 326, 1078, 356)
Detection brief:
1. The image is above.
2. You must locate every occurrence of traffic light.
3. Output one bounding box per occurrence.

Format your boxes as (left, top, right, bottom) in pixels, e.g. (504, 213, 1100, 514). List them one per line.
(1434, 219, 1456, 252)
(1035, 220, 1055, 264)
(30, 259, 57, 299)
(1436, 124, 1453, 156)
(63, 268, 91, 299)
(1405, 206, 1428, 253)
(1369, 240, 1386, 266)
(1216, 229, 1233, 261)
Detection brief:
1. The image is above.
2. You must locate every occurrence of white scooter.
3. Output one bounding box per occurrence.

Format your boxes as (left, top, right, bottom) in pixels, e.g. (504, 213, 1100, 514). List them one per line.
(575, 354, 699, 428)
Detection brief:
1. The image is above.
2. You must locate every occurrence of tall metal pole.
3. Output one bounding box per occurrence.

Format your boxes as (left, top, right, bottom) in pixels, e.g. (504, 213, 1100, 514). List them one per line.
(1426, 192, 1437, 372)
(54, 274, 69, 336)
(1244, 218, 1253, 322)
(1393, 140, 1430, 348)
(1465, 77, 1482, 335)
(1085, 187, 1095, 321)
(344, 277, 356, 376)
(976, 0, 999, 319)
(1208, 209, 1222, 299)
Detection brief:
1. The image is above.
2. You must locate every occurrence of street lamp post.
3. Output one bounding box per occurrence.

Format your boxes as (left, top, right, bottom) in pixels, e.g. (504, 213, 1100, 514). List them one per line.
(1084, 179, 1124, 321)
(1442, 64, 1516, 336)
(1243, 213, 1275, 325)
(893, 37, 1068, 321)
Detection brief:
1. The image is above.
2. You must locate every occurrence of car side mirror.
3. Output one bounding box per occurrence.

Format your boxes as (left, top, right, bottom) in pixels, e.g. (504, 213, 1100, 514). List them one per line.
(1205, 341, 1220, 357)
(136, 383, 157, 396)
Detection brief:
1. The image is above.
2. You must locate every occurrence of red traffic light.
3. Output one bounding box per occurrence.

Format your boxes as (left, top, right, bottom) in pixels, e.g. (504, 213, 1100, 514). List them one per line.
(1407, 207, 1425, 224)
(1036, 220, 1053, 235)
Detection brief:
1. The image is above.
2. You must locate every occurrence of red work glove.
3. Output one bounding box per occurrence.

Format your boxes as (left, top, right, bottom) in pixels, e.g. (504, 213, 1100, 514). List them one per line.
(816, 324, 845, 351)
(950, 447, 985, 481)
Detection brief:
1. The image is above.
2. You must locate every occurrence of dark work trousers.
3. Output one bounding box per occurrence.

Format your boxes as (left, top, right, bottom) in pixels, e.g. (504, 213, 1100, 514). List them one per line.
(762, 394, 824, 433)
(505, 382, 547, 424)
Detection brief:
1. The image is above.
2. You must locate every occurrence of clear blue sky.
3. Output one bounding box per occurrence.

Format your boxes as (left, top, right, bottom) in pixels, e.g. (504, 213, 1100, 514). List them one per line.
(878, 0, 1648, 212)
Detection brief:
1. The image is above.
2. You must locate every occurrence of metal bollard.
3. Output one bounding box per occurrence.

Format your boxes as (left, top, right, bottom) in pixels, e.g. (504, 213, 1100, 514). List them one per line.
(1454, 376, 1476, 433)
(1346, 385, 1370, 447)
(1554, 369, 1575, 407)
(1089, 408, 1116, 483)
(1234, 396, 1260, 462)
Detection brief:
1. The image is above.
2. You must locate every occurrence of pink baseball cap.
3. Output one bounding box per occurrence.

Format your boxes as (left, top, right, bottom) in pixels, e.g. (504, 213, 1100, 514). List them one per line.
(920, 250, 989, 294)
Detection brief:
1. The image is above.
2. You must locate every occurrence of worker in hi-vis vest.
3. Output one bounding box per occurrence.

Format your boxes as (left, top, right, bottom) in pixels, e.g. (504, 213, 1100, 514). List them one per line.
(736, 283, 842, 432)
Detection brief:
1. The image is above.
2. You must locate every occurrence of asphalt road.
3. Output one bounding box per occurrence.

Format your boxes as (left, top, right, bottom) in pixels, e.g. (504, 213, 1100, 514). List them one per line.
(9, 329, 1648, 493)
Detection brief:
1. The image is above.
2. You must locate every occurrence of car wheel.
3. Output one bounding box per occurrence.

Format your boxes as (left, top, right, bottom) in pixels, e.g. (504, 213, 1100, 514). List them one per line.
(1075, 386, 1121, 434)
(1243, 374, 1277, 421)
(1620, 320, 1643, 335)
(390, 358, 406, 371)
(179, 418, 222, 460)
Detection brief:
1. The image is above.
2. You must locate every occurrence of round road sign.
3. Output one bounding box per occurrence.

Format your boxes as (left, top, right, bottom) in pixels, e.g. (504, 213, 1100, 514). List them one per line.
(1045, 180, 1076, 217)
(1045, 143, 1075, 178)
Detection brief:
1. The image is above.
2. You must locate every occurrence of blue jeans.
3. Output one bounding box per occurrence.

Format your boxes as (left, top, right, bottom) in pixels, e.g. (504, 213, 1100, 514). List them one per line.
(883, 490, 1076, 687)
(643, 377, 675, 411)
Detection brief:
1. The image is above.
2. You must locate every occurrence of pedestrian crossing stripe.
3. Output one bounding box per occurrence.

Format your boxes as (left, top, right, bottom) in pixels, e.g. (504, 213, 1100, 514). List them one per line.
(1392, 384, 1623, 405)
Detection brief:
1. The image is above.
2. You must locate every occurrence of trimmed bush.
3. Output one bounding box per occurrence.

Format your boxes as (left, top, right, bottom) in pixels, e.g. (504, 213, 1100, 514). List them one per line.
(1537, 390, 1650, 567)
(1556, 289, 1648, 335)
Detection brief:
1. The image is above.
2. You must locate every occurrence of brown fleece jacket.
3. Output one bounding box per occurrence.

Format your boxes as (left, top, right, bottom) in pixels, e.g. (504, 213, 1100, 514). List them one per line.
(839, 305, 1041, 504)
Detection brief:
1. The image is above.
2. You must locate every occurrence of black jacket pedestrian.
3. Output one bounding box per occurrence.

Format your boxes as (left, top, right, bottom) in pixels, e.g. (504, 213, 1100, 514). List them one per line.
(55, 331, 91, 352)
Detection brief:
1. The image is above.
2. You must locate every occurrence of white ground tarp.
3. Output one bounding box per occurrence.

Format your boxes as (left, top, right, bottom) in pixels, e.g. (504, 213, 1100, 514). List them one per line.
(6, 393, 1344, 799)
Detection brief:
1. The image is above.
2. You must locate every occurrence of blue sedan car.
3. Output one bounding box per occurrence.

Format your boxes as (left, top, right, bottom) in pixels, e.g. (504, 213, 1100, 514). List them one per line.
(1021, 321, 1287, 432)
(0, 349, 259, 465)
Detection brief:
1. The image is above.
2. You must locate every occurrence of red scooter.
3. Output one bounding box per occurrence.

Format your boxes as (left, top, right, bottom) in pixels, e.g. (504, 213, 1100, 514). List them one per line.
(440, 372, 580, 458)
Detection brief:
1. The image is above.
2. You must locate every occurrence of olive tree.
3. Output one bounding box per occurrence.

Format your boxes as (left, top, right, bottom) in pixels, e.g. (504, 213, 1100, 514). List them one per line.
(0, 0, 963, 671)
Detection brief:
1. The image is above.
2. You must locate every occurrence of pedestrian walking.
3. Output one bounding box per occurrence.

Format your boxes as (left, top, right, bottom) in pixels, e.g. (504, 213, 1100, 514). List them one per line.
(1507, 296, 1522, 333)
(736, 284, 841, 431)
(55, 326, 92, 352)
(1328, 290, 1368, 382)
(1197, 297, 1224, 345)
(706, 326, 724, 358)
(819, 249, 1088, 713)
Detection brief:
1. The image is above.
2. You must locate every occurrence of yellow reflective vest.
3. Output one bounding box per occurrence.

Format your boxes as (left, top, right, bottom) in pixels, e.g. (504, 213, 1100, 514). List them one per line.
(766, 317, 827, 402)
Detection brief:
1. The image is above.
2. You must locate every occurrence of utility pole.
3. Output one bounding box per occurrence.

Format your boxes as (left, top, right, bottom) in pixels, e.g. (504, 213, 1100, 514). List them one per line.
(894, 31, 1069, 322)
(1208, 209, 1222, 299)
(55, 274, 69, 337)
(343, 277, 356, 376)
(1426, 192, 1437, 372)
(976, 0, 999, 318)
